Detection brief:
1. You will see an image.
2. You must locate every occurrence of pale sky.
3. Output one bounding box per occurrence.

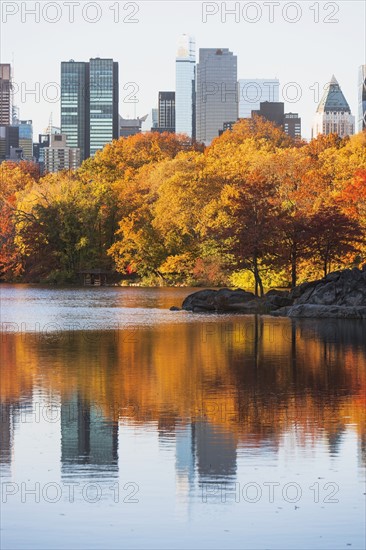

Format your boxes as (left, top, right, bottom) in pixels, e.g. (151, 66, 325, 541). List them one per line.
(1, 0, 365, 139)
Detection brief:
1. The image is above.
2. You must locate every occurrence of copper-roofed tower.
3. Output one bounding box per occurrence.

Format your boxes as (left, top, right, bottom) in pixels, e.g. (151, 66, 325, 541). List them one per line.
(312, 75, 355, 139)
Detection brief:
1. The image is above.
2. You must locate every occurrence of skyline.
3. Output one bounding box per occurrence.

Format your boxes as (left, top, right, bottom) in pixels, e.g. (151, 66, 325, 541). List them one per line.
(1, 1, 364, 139)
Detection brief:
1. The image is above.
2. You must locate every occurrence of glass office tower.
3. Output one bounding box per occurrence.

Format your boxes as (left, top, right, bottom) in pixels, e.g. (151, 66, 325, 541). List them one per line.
(358, 65, 366, 132)
(61, 58, 118, 160)
(61, 61, 89, 161)
(18, 120, 33, 159)
(89, 58, 119, 157)
(196, 48, 238, 145)
(238, 78, 279, 118)
(175, 34, 196, 139)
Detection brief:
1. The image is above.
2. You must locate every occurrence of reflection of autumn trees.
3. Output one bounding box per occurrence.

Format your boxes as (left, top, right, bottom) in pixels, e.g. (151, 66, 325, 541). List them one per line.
(1, 319, 365, 449)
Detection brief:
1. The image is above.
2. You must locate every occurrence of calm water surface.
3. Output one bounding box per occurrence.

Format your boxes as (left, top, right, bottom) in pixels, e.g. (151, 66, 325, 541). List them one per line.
(0, 285, 365, 549)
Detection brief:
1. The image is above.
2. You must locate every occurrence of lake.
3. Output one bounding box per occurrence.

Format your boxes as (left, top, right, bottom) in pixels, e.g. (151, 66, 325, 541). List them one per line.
(0, 285, 365, 549)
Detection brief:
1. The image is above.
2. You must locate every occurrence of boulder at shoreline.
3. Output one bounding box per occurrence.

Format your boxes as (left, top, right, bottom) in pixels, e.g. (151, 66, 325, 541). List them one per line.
(176, 266, 366, 319)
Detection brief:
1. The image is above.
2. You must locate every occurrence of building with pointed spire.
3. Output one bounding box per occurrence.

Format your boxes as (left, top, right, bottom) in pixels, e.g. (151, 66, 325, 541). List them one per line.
(312, 75, 355, 139)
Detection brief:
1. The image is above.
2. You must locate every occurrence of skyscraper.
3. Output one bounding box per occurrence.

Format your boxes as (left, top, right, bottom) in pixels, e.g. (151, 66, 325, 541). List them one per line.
(61, 58, 118, 160)
(312, 75, 355, 139)
(0, 64, 11, 126)
(157, 91, 175, 133)
(238, 78, 280, 118)
(0, 125, 19, 162)
(176, 34, 196, 139)
(196, 48, 238, 145)
(61, 61, 89, 160)
(18, 120, 33, 160)
(89, 58, 119, 157)
(358, 65, 366, 132)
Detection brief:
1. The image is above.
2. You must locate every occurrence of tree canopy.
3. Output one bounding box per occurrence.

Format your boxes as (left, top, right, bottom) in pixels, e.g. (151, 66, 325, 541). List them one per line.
(1, 124, 365, 289)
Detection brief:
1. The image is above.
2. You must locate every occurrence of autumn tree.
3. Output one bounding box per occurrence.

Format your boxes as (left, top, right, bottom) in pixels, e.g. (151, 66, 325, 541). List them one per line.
(307, 206, 363, 277)
(211, 172, 280, 296)
(0, 162, 37, 279)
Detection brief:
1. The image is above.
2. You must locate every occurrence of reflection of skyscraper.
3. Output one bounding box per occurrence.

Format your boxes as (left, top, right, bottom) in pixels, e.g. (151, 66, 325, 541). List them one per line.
(327, 427, 345, 457)
(0, 402, 12, 470)
(195, 421, 237, 480)
(359, 432, 366, 468)
(176, 34, 196, 139)
(61, 393, 118, 476)
(175, 422, 195, 485)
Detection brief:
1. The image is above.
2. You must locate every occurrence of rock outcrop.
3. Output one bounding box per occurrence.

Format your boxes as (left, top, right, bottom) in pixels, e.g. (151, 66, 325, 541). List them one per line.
(177, 266, 366, 319)
(181, 288, 256, 313)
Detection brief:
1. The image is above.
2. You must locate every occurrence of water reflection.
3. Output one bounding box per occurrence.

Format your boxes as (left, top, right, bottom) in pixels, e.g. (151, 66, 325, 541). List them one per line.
(0, 402, 12, 469)
(61, 393, 118, 478)
(1, 316, 365, 478)
(1, 308, 366, 548)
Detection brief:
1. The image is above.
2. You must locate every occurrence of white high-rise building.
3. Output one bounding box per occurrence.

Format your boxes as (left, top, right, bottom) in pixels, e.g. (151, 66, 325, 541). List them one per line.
(175, 34, 196, 139)
(44, 133, 81, 173)
(312, 75, 355, 139)
(238, 78, 280, 118)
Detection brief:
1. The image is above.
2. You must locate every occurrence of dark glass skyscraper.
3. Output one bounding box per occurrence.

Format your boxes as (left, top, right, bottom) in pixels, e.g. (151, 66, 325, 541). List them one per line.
(61, 58, 118, 160)
(157, 91, 175, 133)
(89, 58, 119, 157)
(61, 61, 89, 160)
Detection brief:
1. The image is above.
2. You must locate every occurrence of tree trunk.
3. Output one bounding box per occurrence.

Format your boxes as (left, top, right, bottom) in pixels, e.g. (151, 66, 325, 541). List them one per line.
(253, 254, 264, 297)
(258, 274, 264, 297)
(291, 245, 297, 288)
